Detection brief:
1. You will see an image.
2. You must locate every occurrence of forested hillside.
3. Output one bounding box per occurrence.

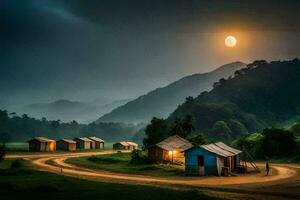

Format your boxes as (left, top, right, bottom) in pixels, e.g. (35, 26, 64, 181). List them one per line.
(98, 62, 246, 123)
(169, 59, 300, 142)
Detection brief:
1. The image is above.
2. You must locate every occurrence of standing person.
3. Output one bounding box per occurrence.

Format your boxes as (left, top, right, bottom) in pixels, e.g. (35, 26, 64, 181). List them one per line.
(266, 160, 270, 175)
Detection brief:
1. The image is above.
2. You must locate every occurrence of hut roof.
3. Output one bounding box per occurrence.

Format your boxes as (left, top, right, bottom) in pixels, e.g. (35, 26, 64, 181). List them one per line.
(214, 142, 242, 154)
(88, 136, 104, 142)
(29, 137, 55, 143)
(74, 137, 93, 142)
(118, 141, 138, 146)
(59, 139, 76, 144)
(155, 135, 193, 151)
(200, 142, 241, 157)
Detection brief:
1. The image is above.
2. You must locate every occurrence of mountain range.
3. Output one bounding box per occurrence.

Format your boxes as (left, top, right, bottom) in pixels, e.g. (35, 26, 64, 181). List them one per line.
(97, 62, 246, 124)
(17, 99, 131, 123)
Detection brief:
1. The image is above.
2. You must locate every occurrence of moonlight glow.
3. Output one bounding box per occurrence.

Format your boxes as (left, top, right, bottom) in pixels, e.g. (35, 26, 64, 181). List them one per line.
(225, 36, 237, 47)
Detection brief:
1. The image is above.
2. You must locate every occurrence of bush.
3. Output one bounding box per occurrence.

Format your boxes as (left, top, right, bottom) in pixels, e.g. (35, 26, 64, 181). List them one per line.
(188, 133, 208, 145)
(130, 149, 149, 164)
(261, 128, 297, 157)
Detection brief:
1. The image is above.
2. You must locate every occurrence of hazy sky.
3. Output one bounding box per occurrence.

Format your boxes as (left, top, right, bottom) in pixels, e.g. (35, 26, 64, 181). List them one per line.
(1, 0, 299, 107)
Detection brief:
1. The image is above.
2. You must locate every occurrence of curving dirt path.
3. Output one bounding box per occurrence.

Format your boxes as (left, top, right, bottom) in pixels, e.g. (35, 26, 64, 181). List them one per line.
(7, 151, 300, 200)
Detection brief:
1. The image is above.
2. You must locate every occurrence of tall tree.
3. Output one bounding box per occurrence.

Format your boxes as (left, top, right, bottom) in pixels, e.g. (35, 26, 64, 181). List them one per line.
(169, 118, 185, 137)
(143, 117, 170, 148)
(181, 115, 195, 136)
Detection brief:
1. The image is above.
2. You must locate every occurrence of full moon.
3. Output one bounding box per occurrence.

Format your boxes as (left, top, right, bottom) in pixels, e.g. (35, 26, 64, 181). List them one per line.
(225, 36, 237, 47)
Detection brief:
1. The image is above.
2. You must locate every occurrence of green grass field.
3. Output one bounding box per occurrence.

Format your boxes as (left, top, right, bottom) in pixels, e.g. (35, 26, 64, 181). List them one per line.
(5, 143, 29, 152)
(0, 159, 221, 200)
(66, 152, 185, 177)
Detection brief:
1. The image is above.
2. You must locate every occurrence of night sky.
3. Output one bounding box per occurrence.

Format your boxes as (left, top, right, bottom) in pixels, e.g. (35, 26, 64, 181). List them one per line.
(1, 0, 299, 108)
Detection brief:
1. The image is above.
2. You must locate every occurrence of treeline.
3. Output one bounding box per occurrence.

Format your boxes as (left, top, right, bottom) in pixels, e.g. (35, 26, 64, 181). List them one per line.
(233, 121, 300, 162)
(143, 115, 207, 148)
(0, 110, 143, 142)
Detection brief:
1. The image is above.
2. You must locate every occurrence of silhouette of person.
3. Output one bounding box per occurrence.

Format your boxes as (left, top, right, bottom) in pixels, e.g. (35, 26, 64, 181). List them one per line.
(266, 160, 270, 175)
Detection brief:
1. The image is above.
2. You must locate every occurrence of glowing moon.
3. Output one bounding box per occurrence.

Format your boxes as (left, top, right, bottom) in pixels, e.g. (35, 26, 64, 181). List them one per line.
(225, 36, 237, 47)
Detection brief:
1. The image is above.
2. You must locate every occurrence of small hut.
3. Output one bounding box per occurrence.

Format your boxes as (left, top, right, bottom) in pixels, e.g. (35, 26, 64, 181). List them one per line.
(28, 137, 56, 152)
(113, 141, 138, 150)
(184, 142, 242, 176)
(148, 135, 193, 164)
(88, 136, 105, 149)
(74, 137, 95, 149)
(57, 139, 76, 151)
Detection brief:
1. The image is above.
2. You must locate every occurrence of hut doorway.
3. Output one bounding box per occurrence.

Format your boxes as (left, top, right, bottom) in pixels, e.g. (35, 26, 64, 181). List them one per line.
(197, 156, 205, 176)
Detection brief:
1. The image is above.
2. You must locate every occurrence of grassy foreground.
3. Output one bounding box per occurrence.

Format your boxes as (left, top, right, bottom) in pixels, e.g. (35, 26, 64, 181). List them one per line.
(0, 159, 221, 200)
(66, 152, 185, 177)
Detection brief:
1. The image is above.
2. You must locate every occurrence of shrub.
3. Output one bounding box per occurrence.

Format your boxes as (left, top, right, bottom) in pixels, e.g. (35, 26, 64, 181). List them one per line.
(130, 149, 149, 164)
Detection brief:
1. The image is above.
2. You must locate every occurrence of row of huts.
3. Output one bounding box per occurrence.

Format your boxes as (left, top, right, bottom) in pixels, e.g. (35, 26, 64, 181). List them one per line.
(28, 136, 138, 152)
(28, 136, 105, 152)
(148, 135, 242, 176)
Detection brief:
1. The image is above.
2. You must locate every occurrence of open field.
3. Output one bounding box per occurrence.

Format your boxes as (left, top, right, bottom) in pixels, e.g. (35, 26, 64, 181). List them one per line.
(5, 143, 28, 152)
(0, 159, 220, 200)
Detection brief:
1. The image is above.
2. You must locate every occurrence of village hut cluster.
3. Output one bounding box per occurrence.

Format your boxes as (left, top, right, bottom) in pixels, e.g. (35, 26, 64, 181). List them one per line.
(28, 136, 139, 153)
(28, 136, 105, 152)
(148, 135, 244, 176)
(28, 134, 245, 177)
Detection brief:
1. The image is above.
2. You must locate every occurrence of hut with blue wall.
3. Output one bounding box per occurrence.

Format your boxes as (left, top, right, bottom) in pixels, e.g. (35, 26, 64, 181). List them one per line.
(184, 142, 241, 176)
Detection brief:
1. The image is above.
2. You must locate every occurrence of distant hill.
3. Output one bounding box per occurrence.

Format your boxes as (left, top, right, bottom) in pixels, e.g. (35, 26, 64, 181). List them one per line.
(168, 59, 300, 142)
(97, 62, 246, 124)
(18, 99, 130, 123)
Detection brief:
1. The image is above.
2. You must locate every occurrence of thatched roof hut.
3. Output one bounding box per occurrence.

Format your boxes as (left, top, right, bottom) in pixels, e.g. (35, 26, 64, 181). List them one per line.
(28, 137, 56, 152)
(88, 136, 105, 149)
(148, 135, 193, 164)
(74, 137, 95, 149)
(113, 141, 138, 150)
(57, 139, 76, 151)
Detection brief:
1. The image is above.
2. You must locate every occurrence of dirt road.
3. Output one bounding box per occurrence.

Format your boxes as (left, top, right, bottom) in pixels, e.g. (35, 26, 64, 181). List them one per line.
(7, 151, 300, 200)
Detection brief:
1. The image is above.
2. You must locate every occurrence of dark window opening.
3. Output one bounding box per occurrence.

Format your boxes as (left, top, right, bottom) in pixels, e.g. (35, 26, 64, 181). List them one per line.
(197, 156, 204, 166)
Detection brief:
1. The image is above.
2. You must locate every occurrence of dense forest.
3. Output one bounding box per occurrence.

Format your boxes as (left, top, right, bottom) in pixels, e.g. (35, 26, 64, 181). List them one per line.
(168, 59, 300, 142)
(0, 110, 143, 142)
